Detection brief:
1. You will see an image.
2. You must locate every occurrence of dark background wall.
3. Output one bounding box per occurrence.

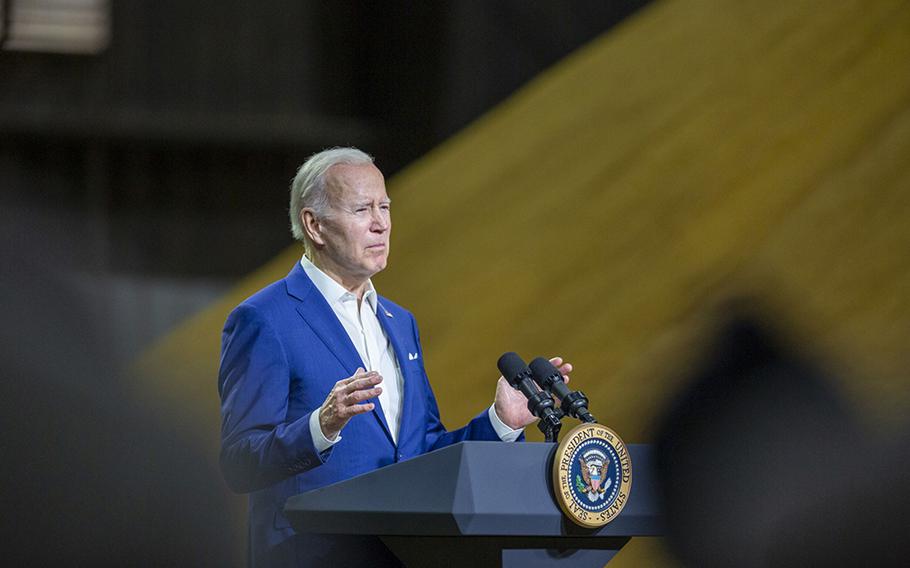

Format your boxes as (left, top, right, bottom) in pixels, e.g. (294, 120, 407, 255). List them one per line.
(1, 0, 648, 362)
(1, 0, 648, 277)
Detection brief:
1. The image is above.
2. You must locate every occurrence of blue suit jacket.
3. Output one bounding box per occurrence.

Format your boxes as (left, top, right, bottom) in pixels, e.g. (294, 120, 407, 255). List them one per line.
(218, 262, 503, 567)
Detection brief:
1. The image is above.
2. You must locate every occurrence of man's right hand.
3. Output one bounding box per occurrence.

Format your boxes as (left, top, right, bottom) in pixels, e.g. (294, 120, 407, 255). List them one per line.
(318, 368, 383, 440)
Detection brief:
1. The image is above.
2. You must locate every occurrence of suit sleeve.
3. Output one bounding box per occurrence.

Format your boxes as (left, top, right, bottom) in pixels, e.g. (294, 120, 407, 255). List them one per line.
(407, 315, 524, 451)
(217, 303, 329, 493)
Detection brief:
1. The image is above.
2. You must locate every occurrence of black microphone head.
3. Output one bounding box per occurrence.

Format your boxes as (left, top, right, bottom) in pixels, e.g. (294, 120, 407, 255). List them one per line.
(497, 352, 531, 388)
(529, 357, 562, 387)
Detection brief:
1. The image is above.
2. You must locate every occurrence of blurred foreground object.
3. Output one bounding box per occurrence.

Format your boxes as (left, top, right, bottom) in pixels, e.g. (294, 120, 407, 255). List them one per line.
(0, 203, 234, 566)
(654, 309, 909, 567)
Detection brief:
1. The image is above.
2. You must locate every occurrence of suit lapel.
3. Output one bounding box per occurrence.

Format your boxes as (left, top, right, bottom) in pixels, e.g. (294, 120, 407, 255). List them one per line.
(287, 266, 363, 375)
(376, 299, 415, 445)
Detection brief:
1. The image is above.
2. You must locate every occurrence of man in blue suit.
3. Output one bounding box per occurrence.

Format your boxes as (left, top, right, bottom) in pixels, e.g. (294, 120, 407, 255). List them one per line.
(218, 147, 572, 567)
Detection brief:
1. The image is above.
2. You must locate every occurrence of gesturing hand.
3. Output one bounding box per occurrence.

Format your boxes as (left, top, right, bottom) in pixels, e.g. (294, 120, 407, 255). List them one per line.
(318, 368, 382, 440)
(494, 356, 573, 430)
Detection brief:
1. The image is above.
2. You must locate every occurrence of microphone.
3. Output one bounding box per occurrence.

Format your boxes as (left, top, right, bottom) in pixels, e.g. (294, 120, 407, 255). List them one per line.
(497, 352, 563, 439)
(528, 357, 596, 423)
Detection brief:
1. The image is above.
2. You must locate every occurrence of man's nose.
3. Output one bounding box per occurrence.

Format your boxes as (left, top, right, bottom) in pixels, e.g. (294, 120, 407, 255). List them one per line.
(371, 207, 389, 231)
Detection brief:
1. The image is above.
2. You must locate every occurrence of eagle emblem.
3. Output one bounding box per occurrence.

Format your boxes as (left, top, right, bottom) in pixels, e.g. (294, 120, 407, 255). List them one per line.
(576, 449, 611, 502)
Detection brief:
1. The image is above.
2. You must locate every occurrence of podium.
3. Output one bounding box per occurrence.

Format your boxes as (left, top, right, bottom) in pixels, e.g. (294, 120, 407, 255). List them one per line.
(285, 441, 662, 567)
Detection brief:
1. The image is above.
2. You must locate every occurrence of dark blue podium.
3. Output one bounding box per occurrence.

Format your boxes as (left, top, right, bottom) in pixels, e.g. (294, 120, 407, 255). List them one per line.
(285, 442, 661, 567)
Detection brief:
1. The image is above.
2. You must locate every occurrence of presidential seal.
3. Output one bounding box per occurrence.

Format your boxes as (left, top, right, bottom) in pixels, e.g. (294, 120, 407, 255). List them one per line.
(552, 423, 632, 528)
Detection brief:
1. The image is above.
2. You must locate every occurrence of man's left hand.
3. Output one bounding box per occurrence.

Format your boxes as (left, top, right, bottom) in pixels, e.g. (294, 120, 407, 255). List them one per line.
(494, 356, 573, 430)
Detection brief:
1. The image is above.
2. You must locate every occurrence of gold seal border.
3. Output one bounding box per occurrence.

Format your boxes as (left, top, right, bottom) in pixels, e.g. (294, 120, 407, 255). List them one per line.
(551, 423, 633, 528)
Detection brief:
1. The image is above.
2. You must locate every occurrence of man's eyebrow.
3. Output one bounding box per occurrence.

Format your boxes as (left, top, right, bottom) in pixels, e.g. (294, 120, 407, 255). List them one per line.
(349, 198, 391, 207)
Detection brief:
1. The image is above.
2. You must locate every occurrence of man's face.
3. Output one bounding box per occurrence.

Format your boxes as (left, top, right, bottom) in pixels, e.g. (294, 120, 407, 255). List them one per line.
(313, 163, 391, 282)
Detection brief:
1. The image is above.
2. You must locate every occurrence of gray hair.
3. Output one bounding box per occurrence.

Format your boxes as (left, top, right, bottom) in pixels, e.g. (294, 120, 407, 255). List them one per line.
(289, 147, 374, 254)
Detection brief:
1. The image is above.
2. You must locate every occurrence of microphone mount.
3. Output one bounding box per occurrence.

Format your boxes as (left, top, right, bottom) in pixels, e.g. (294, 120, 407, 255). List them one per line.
(528, 357, 596, 424)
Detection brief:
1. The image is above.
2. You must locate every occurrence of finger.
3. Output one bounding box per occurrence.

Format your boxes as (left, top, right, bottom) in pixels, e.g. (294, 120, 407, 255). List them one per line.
(340, 401, 376, 418)
(344, 387, 382, 404)
(336, 368, 369, 387)
(345, 374, 382, 392)
(343, 372, 380, 390)
(349, 402, 375, 415)
(547, 357, 573, 377)
(351, 368, 375, 381)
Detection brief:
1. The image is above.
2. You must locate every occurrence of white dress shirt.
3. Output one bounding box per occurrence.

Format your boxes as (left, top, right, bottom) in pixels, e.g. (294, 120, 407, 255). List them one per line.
(301, 256, 521, 452)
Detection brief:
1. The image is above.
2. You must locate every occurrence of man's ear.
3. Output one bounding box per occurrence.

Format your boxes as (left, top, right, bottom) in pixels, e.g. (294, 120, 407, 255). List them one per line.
(301, 209, 325, 246)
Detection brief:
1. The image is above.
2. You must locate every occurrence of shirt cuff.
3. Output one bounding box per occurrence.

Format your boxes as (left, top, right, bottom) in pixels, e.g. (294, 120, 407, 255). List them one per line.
(488, 404, 524, 442)
(309, 409, 341, 454)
